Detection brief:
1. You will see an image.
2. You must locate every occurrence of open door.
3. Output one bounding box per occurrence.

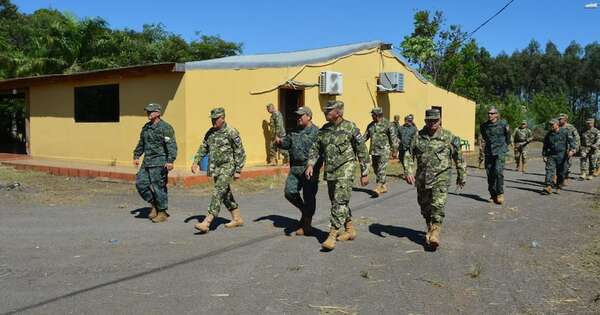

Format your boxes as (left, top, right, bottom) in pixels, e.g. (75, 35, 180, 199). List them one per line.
(0, 89, 28, 154)
(278, 88, 305, 132)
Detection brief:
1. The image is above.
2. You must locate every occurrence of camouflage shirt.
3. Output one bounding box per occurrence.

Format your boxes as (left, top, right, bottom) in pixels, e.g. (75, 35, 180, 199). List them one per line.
(398, 123, 418, 151)
(308, 119, 369, 180)
(404, 127, 466, 189)
(581, 127, 600, 152)
(364, 118, 398, 156)
(480, 119, 511, 156)
(543, 128, 575, 157)
(561, 123, 580, 150)
(133, 119, 177, 167)
(279, 123, 322, 171)
(513, 127, 533, 144)
(270, 111, 286, 138)
(193, 123, 246, 176)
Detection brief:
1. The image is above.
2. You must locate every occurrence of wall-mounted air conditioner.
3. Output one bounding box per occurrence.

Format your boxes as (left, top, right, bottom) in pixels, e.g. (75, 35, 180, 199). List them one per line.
(377, 72, 404, 92)
(319, 71, 343, 95)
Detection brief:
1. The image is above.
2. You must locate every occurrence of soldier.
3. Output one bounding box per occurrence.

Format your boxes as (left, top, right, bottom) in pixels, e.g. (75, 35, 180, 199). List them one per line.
(392, 114, 401, 132)
(404, 109, 466, 250)
(398, 114, 417, 176)
(267, 103, 288, 166)
(477, 134, 485, 169)
(513, 120, 533, 172)
(480, 107, 511, 205)
(542, 119, 576, 194)
(580, 118, 600, 180)
(192, 107, 246, 233)
(557, 113, 580, 185)
(305, 100, 370, 251)
(276, 106, 322, 235)
(133, 103, 177, 223)
(364, 107, 398, 196)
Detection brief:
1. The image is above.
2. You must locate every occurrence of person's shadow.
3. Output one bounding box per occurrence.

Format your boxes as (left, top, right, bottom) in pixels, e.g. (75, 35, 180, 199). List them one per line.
(184, 215, 230, 232)
(448, 192, 490, 203)
(369, 223, 433, 251)
(254, 214, 328, 242)
(130, 207, 151, 219)
(352, 187, 379, 198)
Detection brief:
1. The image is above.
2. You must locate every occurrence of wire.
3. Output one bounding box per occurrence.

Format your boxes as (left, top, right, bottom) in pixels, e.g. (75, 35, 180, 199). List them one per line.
(466, 0, 516, 40)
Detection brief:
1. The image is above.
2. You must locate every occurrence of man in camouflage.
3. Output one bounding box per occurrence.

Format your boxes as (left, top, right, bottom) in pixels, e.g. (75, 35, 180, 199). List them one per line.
(580, 118, 600, 180)
(477, 134, 485, 169)
(276, 106, 322, 236)
(392, 114, 401, 133)
(398, 114, 418, 161)
(267, 103, 288, 166)
(364, 107, 398, 196)
(480, 107, 511, 205)
(513, 120, 533, 172)
(404, 109, 466, 250)
(133, 103, 177, 223)
(542, 119, 576, 194)
(306, 100, 370, 251)
(192, 107, 246, 233)
(558, 113, 580, 184)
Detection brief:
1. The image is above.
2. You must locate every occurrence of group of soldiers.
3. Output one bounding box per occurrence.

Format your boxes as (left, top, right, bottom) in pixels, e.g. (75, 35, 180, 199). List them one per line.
(132, 101, 599, 252)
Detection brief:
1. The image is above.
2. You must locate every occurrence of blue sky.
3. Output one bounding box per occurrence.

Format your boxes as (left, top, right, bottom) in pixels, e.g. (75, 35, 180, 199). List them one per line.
(13, 0, 600, 56)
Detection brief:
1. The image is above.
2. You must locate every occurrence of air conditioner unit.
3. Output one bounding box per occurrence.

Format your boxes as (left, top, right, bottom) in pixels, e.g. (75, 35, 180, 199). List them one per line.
(377, 72, 404, 92)
(319, 71, 343, 95)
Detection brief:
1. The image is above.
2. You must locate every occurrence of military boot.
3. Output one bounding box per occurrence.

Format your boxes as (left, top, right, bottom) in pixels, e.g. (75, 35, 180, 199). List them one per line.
(194, 214, 214, 233)
(322, 228, 339, 250)
(594, 168, 600, 177)
(543, 186, 553, 194)
(380, 184, 388, 194)
(151, 211, 168, 223)
(372, 184, 382, 197)
(429, 224, 442, 249)
(224, 208, 244, 228)
(580, 173, 588, 180)
(337, 220, 357, 241)
(495, 194, 505, 205)
(148, 204, 158, 220)
(488, 196, 496, 203)
(522, 162, 527, 173)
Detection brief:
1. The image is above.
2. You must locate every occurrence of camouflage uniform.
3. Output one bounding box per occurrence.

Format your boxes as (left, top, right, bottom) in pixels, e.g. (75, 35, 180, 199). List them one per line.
(480, 118, 511, 199)
(133, 104, 177, 213)
(398, 119, 418, 163)
(193, 111, 246, 217)
(580, 120, 600, 177)
(364, 109, 398, 184)
(279, 107, 322, 221)
(560, 119, 580, 180)
(513, 124, 533, 169)
(308, 102, 369, 230)
(268, 109, 288, 164)
(543, 121, 575, 188)
(404, 126, 466, 225)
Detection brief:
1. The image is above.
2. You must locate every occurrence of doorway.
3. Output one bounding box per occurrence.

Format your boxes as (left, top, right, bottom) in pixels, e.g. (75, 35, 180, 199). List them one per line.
(0, 90, 27, 154)
(278, 88, 305, 132)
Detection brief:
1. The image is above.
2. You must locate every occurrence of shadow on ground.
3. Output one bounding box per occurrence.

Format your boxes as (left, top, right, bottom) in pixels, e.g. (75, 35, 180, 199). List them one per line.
(352, 187, 378, 198)
(254, 214, 328, 242)
(368, 223, 430, 250)
(183, 215, 230, 231)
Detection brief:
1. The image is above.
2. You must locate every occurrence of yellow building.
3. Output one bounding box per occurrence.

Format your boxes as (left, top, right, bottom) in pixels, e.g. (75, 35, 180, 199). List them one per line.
(0, 41, 475, 170)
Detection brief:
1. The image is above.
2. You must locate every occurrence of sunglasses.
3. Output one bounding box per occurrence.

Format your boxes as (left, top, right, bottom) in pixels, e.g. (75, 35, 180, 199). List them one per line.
(488, 112, 497, 115)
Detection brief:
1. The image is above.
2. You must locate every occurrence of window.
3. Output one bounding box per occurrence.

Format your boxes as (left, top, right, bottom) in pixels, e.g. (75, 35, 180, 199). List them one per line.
(74, 84, 119, 122)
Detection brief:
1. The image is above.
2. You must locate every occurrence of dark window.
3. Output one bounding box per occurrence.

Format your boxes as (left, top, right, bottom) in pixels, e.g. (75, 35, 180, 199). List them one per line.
(74, 84, 119, 122)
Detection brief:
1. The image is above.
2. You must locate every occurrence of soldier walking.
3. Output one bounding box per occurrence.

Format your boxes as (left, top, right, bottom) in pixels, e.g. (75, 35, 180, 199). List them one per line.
(276, 106, 322, 235)
(133, 103, 177, 223)
(480, 107, 511, 205)
(305, 100, 370, 251)
(404, 109, 466, 250)
(580, 118, 600, 180)
(192, 107, 246, 233)
(542, 119, 576, 194)
(364, 107, 398, 196)
(513, 121, 533, 172)
(267, 103, 288, 166)
(557, 113, 580, 184)
(398, 114, 417, 175)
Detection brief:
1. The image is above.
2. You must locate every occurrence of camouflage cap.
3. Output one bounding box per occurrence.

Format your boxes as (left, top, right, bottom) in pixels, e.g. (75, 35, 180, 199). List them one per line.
(324, 100, 344, 111)
(425, 109, 441, 120)
(210, 107, 225, 119)
(144, 103, 162, 112)
(295, 106, 312, 117)
(371, 107, 383, 115)
(558, 113, 568, 119)
(549, 118, 559, 125)
(266, 103, 274, 109)
(405, 114, 414, 120)
(586, 118, 596, 123)
(521, 120, 528, 124)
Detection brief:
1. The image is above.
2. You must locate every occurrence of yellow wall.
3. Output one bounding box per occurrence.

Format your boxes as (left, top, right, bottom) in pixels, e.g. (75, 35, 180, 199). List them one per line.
(29, 73, 187, 168)
(183, 48, 475, 168)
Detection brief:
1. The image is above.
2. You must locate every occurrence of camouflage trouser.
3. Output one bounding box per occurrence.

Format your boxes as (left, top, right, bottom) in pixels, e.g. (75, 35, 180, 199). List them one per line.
(208, 174, 239, 216)
(269, 138, 289, 164)
(136, 166, 169, 211)
(327, 179, 353, 229)
(580, 149, 598, 175)
(545, 155, 567, 187)
(485, 154, 505, 197)
(417, 181, 448, 224)
(284, 166, 319, 218)
(513, 143, 528, 166)
(371, 154, 389, 184)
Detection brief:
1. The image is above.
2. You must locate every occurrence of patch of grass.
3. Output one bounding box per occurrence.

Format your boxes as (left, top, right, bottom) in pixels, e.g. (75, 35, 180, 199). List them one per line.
(360, 270, 370, 279)
(466, 263, 482, 278)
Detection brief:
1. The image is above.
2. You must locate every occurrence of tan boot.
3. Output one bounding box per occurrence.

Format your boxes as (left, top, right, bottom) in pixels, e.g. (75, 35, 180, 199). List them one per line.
(495, 194, 504, 205)
(224, 208, 244, 228)
(580, 173, 588, 180)
(151, 211, 168, 223)
(488, 196, 496, 203)
(322, 228, 338, 250)
(543, 186, 553, 194)
(372, 184, 382, 197)
(380, 184, 388, 194)
(522, 163, 527, 173)
(337, 220, 357, 241)
(194, 214, 214, 233)
(563, 178, 570, 186)
(429, 224, 442, 249)
(594, 168, 600, 177)
(148, 204, 158, 220)
(425, 221, 432, 244)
